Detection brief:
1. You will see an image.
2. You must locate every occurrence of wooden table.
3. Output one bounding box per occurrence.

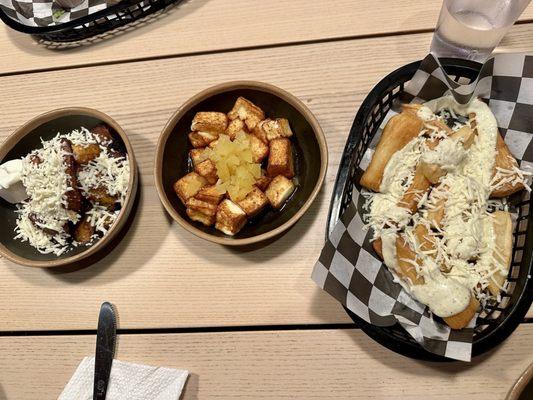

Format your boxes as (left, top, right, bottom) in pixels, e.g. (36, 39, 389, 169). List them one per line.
(0, 1, 531, 398)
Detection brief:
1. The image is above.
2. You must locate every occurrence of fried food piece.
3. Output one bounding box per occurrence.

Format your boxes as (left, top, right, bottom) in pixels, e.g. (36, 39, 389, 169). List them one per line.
(194, 159, 218, 184)
(186, 208, 215, 226)
(186, 197, 218, 217)
(226, 118, 248, 140)
(427, 198, 445, 229)
(419, 161, 445, 185)
(490, 133, 525, 198)
(450, 125, 476, 149)
(29, 154, 42, 165)
(395, 236, 425, 285)
(195, 185, 224, 205)
(398, 164, 431, 213)
(191, 112, 228, 133)
(91, 124, 113, 145)
(443, 296, 479, 330)
(228, 97, 265, 130)
(255, 173, 272, 192)
(215, 199, 247, 235)
(267, 138, 294, 178)
(188, 131, 218, 148)
(87, 186, 117, 210)
(360, 112, 423, 192)
(60, 138, 83, 213)
(28, 213, 59, 236)
(265, 175, 295, 209)
(488, 210, 513, 296)
(373, 238, 383, 259)
(414, 224, 435, 253)
(173, 172, 208, 204)
(257, 118, 293, 141)
(73, 215, 95, 244)
(237, 187, 269, 217)
(249, 133, 269, 163)
(189, 148, 207, 167)
(72, 143, 101, 165)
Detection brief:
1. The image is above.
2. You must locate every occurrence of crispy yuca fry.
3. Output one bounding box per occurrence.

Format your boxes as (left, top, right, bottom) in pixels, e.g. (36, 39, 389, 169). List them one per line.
(395, 236, 425, 285)
(373, 238, 383, 259)
(413, 224, 435, 253)
(488, 210, 513, 297)
(426, 196, 445, 228)
(397, 235, 478, 329)
(360, 112, 423, 192)
(443, 296, 479, 330)
(398, 164, 431, 213)
(490, 133, 525, 198)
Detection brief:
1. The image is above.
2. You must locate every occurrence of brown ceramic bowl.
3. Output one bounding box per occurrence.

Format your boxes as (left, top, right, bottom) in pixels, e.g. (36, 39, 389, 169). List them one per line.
(506, 363, 533, 400)
(0, 108, 138, 268)
(155, 81, 328, 246)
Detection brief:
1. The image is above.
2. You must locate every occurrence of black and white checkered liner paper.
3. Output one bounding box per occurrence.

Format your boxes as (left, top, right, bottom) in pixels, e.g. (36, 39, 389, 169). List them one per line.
(0, 0, 122, 27)
(312, 53, 533, 362)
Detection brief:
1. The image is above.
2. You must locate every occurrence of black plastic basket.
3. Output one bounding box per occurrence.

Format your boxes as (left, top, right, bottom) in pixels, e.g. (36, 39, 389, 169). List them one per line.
(0, 0, 183, 43)
(327, 58, 533, 361)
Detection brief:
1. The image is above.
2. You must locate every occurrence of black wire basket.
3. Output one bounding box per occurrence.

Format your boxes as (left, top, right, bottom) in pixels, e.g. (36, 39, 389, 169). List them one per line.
(0, 0, 184, 43)
(327, 58, 533, 361)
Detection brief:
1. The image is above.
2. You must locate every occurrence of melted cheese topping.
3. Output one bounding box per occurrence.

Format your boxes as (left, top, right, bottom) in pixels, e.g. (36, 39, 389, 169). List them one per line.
(364, 96, 529, 318)
(14, 128, 129, 255)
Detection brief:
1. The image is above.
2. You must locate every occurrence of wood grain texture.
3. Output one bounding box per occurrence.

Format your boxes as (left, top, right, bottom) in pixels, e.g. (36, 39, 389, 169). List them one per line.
(0, 25, 532, 331)
(0, 326, 532, 399)
(1, 0, 533, 75)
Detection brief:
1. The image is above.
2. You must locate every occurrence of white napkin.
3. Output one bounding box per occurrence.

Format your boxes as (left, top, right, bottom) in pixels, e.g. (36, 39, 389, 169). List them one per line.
(58, 357, 189, 400)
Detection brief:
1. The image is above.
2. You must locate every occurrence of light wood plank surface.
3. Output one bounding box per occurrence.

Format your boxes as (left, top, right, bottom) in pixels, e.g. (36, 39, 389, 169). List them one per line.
(1, 0, 533, 75)
(1, 25, 532, 331)
(0, 326, 531, 399)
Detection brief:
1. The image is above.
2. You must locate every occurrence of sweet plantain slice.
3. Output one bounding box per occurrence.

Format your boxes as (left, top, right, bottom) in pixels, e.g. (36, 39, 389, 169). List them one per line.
(488, 210, 513, 296)
(73, 215, 95, 244)
(360, 111, 423, 192)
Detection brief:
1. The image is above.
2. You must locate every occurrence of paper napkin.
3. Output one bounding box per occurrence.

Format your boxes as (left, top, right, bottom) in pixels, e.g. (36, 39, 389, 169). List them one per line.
(59, 357, 189, 400)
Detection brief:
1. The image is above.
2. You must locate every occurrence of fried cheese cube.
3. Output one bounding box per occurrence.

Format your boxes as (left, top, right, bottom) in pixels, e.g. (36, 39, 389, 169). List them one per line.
(259, 118, 293, 141)
(228, 97, 265, 130)
(215, 199, 247, 235)
(191, 112, 228, 133)
(265, 175, 295, 209)
(248, 133, 269, 163)
(237, 187, 269, 217)
(226, 118, 248, 140)
(186, 208, 215, 226)
(173, 172, 207, 204)
(188, 132, 209, 148)
(189, 148, 207, 167)
(196, 184, 225, 205)
(255, 172, 272, 192)
(267, 138, 294, 178)
(194, 159, 218, 184)
(186, 197, 218, 217)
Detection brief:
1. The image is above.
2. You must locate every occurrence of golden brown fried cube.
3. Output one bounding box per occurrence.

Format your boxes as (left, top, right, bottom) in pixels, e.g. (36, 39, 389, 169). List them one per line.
(227, 97, 265, 130)
(226, 118, 248, 140)
(237, 187, 269, 217)
(255, 173, 272, 192)
(260, 118, 293, 141)
(173, 172, 207, 204)
(186, 208, 215, 226)
(72, 143, 101, 165)
(265, 175, 295, 209)
(189, 148, 207, 167)
(248, 134, 269, 163)
(91, 125, 114, 145)
(267, 138, 294, 178)
(196, 185, 225, 205)
(191, 112, 228, 133)
(215, 199, 247, 236)
(194, 159, 218, 184)
(186, 197, 218, 217)
(87, 186, 118, 210)
(188, 132, 209, 148)
(252, 123, 268, 143)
